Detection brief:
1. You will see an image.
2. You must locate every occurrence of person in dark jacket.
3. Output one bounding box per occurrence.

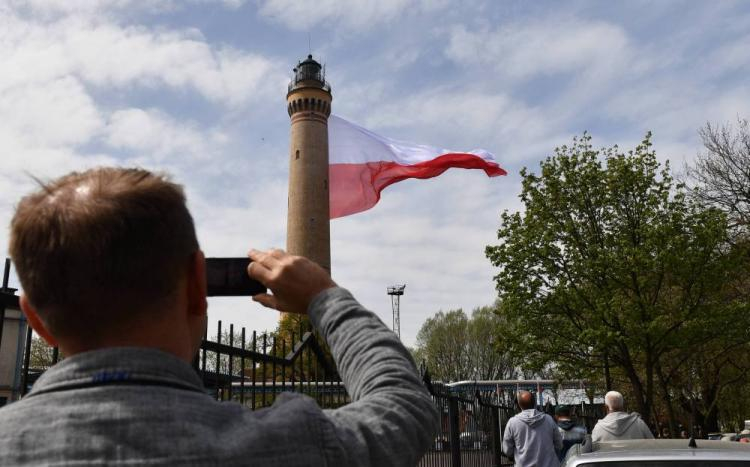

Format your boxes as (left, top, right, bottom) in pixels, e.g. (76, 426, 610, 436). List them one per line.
(555, 405, 586, 460)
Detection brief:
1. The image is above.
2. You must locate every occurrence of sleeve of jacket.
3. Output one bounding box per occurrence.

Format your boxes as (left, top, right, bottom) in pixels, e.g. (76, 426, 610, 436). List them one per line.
(501, 419, 515, 459)
(639, 419, 654, 439)
(309, 287, 440, 467)
(551, 417, 563, 453)
(591, 423, 602, 443)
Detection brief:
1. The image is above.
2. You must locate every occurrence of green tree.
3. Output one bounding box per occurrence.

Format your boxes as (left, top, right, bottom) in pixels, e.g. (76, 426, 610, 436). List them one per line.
(415, 306, 517, 382)
(486, 132, 749, 427)
(29, 335, 56, 369)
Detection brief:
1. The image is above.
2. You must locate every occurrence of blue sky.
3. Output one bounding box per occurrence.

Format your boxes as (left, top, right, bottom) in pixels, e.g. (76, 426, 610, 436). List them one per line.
(1, 0, 748, 346)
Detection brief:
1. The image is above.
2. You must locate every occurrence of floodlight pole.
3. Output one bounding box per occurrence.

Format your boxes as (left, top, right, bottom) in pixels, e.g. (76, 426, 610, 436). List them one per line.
(386, 285, 406, 339)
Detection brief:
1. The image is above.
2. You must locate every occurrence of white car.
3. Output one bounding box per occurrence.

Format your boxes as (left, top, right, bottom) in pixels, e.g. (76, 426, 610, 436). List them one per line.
(562, 439, 750, 466)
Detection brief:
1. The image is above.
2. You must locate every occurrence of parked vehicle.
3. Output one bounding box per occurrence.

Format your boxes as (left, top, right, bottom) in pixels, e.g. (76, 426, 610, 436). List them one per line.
(562, 438, 750, 466)
(708, 432, 739, 441)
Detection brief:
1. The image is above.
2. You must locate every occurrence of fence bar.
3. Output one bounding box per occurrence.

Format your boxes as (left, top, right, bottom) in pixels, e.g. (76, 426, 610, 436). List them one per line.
(201, 323, 207, 383)
(298, 335, 303, 394)
(281, 338, 286, 393)
(0, 258, 13, 353)
(314, 345, 319, 405)
(492, 407, 502, 467)
(240, 328, 246, 405)
(290, 331, 295, 393)
(448, 396, 461, 467)
(261, 333, 267, 407)
(251, 331, 257, 410)
(228, 324, 234, 401)
(272, 337, 277, 404)
(306, 342, 312, 398)
(216, 320, 222, 400)
(20, 326, 33, 396)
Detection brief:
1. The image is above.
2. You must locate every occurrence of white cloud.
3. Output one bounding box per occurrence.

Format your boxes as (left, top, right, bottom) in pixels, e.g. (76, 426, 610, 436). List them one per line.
(257, 0, 445, 31)
(708, 34, 750, 76)
(104, 108, 228, 162)
(7, 0, 245, 18)
(69, 23, 284, 106)
(445, 19, 632, 81)
(0, 76, 102, 149)
(0, 9, 286, 107)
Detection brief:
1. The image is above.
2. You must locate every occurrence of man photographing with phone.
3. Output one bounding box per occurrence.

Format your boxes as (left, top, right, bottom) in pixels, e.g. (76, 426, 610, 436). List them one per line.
(0, 167, 438, 466)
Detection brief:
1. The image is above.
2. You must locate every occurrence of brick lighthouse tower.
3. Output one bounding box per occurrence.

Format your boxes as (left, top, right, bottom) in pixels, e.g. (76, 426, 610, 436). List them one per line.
(286, 55, 332, 271)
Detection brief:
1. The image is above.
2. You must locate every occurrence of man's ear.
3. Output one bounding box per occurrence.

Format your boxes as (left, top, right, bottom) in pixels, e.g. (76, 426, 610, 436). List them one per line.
(186, 250, 208, 317)
(19, 295, 58, 347)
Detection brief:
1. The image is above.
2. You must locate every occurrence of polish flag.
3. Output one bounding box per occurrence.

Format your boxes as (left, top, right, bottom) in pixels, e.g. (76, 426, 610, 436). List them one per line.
(329, 115, 506, 218)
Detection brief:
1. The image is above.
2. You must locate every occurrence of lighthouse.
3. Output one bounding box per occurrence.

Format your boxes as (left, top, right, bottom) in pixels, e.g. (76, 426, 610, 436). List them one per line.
(286, 55, 332, 271)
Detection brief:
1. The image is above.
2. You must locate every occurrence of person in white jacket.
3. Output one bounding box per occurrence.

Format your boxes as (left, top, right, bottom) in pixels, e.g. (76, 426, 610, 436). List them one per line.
(502, 391, 562, 467)
(592, 391, 654, 442)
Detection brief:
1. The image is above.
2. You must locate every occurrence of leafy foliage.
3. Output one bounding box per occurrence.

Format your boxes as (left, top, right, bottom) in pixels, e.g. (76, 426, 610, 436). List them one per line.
(688, 118, 750, 232)
(486, 132, 750, 429)
(414, 305, 517, 382)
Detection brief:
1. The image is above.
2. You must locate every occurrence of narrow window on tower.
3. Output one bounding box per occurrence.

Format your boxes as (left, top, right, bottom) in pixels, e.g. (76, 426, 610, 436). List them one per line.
(324, 179, 328, 190)
(296, 150, 300, 160)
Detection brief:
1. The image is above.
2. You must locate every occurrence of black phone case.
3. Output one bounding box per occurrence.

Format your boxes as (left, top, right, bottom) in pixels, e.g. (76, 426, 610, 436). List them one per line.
(205, 257, 267, 296)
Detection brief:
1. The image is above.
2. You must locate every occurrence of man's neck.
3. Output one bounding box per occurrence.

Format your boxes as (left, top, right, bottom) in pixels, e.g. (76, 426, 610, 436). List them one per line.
(56, 314, 197, 363)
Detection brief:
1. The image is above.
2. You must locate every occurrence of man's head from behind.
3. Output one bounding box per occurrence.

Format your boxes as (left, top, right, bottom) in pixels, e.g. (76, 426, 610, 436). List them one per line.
(517, 390, 535, 410)
(604, 391, 625, 413)
(555, 405, 571, 420)
(10, 168, 206, 359)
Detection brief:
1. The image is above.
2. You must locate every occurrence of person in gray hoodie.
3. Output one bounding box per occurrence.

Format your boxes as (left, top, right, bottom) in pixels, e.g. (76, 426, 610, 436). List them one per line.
(591, 391, 654, 442)
(502, 391, 563, 467)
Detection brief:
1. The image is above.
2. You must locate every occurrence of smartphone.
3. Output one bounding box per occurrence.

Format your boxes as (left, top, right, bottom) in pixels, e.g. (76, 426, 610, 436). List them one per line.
(205, 257, 266, 297)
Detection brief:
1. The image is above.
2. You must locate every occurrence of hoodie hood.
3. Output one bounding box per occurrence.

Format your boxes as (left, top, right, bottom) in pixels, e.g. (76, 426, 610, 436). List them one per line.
(517, 409, 547, 427)
(597, 412, 643, 435)
(558, 420, 576, 430)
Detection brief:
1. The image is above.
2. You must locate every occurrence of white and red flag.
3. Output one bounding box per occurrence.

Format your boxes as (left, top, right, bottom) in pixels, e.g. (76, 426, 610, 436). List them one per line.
(328, 115, 506, 218)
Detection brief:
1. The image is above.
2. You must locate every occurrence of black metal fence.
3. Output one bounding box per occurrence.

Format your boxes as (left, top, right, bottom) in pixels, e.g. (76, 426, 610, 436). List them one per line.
(192, 319, 348, 409)
(418, 373, 606, 467)
(419, 381, 515, 467)
(13, 324, 610, 467)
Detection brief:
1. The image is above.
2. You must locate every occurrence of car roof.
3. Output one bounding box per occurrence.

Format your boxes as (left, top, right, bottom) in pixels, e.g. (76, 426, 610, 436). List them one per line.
(564, 439, 750, 466)
(595, 439, 750, 452)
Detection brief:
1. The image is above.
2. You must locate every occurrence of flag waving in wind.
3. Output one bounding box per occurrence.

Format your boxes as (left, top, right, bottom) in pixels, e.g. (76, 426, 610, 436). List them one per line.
(328, 115, 507, 218)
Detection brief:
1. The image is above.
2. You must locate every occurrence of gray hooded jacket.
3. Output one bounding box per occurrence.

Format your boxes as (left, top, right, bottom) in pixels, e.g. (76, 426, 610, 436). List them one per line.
(502, 409, 562, 467)
(0, 288, 439, 466)
(591, 411, 654, 442)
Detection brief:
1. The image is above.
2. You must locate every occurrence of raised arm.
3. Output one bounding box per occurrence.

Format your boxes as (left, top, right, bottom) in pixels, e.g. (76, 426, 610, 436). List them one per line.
(248, 249, 439, 466)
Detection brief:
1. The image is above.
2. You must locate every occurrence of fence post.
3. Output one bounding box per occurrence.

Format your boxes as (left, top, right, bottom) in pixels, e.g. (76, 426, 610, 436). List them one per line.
(20, 325, 32, 396)
(448, 396, 461, 467)
(492, 407, 502, 467)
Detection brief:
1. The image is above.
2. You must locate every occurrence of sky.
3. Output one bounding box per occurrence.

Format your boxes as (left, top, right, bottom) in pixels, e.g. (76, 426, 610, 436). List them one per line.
(1, 0, 749, 347)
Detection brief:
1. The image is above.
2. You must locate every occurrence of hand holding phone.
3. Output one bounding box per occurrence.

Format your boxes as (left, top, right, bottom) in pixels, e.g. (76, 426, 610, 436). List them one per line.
(247, 249, 336, 314)
(205, 258, 266, 297)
